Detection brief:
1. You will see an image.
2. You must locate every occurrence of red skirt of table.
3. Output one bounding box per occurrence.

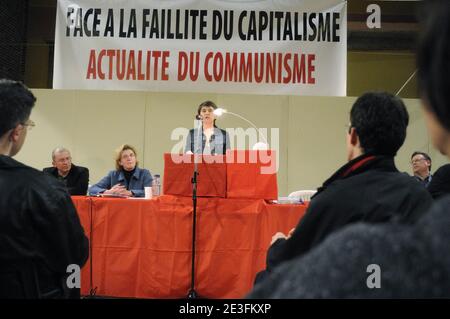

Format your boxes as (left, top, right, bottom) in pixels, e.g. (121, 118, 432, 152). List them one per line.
(72, 195, 307, 298)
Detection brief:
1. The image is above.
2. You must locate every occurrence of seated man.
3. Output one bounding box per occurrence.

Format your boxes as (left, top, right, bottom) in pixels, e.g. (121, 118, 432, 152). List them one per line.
(410, 151, 433, 187)
(255, 91, 433, 284)
(43, 147, 89, 195)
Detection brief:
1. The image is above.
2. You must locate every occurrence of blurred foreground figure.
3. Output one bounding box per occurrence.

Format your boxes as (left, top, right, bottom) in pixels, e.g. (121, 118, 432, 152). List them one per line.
(248, 0, 450, 298)
(0, 79, 89, 298)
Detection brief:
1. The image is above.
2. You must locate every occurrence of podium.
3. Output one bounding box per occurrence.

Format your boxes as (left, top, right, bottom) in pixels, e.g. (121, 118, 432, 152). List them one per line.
(163, 150, 278, 200)
(225, 150, 278, 200)
(163, 153, 227, 197)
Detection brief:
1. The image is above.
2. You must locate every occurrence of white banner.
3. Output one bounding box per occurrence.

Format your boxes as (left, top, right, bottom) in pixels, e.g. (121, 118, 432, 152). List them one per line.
(53, 0, 347, 96)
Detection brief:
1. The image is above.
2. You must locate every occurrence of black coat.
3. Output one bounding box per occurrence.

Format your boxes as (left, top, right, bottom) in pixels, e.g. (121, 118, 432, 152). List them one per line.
(0, 155, 89, 298)
(248, 196, 450, 298)
(259, 154, 433, 282)
(43, 164, 89, 196)
(427, 163, 450, 199)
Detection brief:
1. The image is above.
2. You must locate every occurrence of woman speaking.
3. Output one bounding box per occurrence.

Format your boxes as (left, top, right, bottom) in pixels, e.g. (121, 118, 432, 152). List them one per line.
(185, 101, 230, 155)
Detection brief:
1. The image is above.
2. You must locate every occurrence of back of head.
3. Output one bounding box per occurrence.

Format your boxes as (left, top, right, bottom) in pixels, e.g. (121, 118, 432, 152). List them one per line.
(350, 92, 409, 156)
(417, 0, 450, 131)
(0, 79, 36, 137)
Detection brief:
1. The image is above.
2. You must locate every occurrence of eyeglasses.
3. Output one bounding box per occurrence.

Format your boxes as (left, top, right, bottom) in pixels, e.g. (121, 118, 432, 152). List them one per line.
(411, 158, 426, 164)
(22, 120, 35, 131)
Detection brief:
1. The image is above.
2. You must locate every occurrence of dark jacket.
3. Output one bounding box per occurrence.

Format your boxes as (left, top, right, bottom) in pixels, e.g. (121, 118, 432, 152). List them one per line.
(248, 196, 450, 298)
(43, 164, 89, 196)
(0, 155, 89, 298)
(258, 154, 433, 282)
(427, 163, 450, 199)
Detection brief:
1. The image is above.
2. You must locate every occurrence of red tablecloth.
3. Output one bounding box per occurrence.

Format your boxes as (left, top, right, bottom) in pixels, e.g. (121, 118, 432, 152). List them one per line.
(226, 150, 278, 200)
(163, 151, 278, 200)
(72, 195, 307, 298)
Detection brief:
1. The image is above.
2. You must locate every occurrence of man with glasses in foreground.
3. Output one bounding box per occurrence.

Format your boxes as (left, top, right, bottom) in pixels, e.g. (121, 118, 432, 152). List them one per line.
(0, 79, 88, 298)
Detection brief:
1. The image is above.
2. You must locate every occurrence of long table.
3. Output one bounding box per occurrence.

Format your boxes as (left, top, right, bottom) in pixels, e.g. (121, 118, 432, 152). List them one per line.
(72, 195, 307, 298)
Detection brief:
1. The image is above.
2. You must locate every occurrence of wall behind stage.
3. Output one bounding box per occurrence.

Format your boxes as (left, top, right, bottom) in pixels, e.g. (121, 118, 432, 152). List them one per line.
(15, 89, 449, 196)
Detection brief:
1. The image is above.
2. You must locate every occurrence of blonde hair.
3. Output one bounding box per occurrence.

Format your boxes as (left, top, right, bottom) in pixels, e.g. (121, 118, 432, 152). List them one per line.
(115, 144, 138, 170)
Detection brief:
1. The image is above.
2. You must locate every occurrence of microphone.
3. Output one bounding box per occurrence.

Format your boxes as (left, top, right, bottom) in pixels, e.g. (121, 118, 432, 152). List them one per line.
(195, 114, 203, 120)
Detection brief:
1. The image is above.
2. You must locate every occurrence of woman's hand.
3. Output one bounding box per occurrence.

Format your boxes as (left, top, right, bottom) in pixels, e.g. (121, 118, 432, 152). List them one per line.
(115, 189, 133, 197)
(104, 184, 132, 196)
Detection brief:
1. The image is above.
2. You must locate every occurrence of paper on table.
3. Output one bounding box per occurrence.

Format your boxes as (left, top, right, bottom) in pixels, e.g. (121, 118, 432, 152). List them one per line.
(99, 193, 128, 198)
(273, 197, 304, 204)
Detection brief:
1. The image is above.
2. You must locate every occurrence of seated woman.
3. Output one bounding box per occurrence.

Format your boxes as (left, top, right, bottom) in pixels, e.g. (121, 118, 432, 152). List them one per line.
(89, 144, 152, 197)
(185, 100, 231, 155)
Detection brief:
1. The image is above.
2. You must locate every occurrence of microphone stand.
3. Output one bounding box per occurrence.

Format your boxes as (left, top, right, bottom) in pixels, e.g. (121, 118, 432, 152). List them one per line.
(187, 117, 203, 299)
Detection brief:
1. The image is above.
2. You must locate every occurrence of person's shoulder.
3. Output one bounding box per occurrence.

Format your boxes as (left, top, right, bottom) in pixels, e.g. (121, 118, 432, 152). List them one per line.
(420, 195, 450, 226)
(72, 164, 89, 173)
(9, 159, 52, 183)
(381, 170, 426, 190)
(42, 166, 55, 174)
(1, 156, 66, 197)
(310, 170, 418, 211)
(397, 172, 431, 192)
(94, 169, 117, 181)
(136, 167, 151, 175)
(106, 169, 118, 177)
(218, 127, 228, 135)
(434, 163, 450, 176)
(315, 175, 356, 201)
(20, 165, 68, 196)
(394, 170, 419, 181)
(378, 171, 433, 206)
(302, 183, 348, 219)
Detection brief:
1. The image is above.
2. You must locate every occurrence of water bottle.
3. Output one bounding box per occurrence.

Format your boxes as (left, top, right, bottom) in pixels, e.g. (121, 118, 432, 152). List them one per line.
(152, 174, 161, 196)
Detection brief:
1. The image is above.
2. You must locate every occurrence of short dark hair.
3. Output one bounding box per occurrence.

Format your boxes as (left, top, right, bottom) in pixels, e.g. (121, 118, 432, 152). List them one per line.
(0, 79, 36, 137)
(417, 0, 450, 131)
(350, 92, 409, 157)
(411, 151, 432, 171)
(197, 100, 217, 116)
